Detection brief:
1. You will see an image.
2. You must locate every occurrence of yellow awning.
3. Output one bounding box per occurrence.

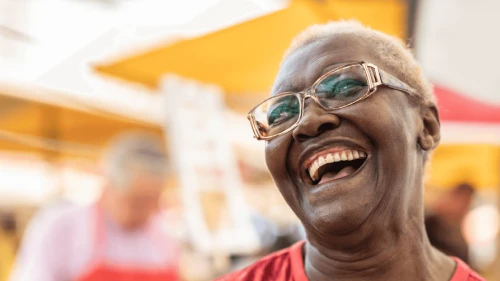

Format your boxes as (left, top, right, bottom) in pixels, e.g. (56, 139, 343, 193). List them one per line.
(0, 88, 162, 161)
(428, 144, 500, 190)
(95, 0, 407, 94)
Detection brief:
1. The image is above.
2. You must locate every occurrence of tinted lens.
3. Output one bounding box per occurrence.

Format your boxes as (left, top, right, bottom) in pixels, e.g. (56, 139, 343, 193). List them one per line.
(314, 65, 369, 108)
(252, 94, 300, 138)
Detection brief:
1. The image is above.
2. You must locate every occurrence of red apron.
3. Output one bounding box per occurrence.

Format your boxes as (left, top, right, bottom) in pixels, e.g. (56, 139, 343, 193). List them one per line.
(74, 205, 179, 281)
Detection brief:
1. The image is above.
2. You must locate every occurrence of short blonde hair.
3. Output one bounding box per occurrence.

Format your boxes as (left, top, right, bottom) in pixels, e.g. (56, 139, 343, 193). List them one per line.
(283, 20, 435, 105)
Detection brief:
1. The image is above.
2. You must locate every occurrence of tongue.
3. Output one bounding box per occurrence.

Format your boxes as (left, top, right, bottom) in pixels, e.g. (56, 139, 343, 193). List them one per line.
(318, 165, 357, 184)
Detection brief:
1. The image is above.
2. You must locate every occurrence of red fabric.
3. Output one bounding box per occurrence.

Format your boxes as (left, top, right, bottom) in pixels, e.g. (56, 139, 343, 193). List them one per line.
(434, 84, 500, 124)
(74, 204, 179, 281)
(451, 258, 485, 281)
(216, 241, 485, 281)
(75, 266, 178, 281)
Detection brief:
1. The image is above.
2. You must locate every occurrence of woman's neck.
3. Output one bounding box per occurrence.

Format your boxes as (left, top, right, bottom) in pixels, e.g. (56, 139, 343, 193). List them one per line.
(304, 215, 456, 281)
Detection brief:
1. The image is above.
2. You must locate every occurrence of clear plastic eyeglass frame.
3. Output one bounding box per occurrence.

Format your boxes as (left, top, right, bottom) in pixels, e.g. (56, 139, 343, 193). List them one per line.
(247, 62, 416, 140)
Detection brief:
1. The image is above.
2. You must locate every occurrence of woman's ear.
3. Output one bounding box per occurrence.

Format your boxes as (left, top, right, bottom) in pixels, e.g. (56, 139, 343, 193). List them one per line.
(418, 105, 441, 151)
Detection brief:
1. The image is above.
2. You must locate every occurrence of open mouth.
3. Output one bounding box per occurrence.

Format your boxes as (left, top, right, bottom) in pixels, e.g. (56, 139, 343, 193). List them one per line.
(307, 149, 367, 185)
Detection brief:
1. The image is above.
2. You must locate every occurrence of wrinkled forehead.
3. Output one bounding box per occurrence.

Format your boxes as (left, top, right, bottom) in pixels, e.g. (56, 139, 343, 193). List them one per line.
(272, 35, 391, 95)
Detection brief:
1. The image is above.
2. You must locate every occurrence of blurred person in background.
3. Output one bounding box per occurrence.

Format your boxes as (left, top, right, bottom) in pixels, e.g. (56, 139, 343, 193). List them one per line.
(9, 132, 179, 281)
(218, 21, 485, 281)
(0, 212, 17, 281)
(425, 183, 475, 263)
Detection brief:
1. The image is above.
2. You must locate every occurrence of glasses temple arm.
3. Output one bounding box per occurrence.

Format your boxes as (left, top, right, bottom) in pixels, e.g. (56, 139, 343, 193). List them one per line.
(378, 69, 417, 95)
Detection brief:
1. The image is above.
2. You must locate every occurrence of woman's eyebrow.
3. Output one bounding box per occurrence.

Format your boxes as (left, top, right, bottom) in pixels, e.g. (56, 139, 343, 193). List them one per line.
(272, 61, 359, 95)
(272, 82, 299, 96)
(320, 61, 358, 75)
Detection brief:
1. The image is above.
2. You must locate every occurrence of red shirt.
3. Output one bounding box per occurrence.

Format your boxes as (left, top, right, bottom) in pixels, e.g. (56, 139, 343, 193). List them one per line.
(216, 241, 485, 281)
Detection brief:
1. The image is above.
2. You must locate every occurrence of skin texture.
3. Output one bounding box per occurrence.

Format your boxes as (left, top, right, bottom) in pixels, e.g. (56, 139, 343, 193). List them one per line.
(101, 173, 164, 230)
(265, 35, 456, 281)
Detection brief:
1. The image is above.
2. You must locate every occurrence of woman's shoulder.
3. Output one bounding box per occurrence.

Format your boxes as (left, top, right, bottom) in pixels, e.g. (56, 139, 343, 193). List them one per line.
(214, 241, 306, 281)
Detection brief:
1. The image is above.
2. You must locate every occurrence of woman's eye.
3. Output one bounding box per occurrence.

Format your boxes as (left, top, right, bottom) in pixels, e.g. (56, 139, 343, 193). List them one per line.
(268, 103, 299, 125)
(317, 78, 366, 97)
(334, 79, 365, 95)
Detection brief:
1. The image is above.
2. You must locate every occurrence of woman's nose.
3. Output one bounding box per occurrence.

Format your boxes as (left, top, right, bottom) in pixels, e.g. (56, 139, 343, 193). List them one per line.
(292, 98, 341, 142)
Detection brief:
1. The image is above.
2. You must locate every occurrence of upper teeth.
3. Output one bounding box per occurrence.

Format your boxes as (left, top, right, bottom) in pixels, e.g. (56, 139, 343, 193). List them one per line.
(308, 150, 367, 181)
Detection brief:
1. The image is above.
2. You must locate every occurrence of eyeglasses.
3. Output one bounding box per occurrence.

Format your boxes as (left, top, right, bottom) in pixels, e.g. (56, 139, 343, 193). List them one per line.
(247, 62, 417, 140)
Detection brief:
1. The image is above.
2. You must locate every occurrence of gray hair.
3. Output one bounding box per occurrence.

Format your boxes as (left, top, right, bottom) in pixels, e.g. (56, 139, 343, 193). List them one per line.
(101, 131, 167, 191)
(283, 20, 435, 106)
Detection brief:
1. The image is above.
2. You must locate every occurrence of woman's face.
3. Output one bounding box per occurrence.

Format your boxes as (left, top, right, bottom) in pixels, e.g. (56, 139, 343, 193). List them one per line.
(265, 35, 438, 235)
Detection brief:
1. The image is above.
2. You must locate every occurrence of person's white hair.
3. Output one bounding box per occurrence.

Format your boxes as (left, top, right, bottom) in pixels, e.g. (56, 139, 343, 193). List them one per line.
(101, 131, 167, 191)
(283, 20, 435, 106)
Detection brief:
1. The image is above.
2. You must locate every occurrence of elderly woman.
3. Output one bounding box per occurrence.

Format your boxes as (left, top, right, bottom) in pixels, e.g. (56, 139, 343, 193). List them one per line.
(217, 21, 484, 281)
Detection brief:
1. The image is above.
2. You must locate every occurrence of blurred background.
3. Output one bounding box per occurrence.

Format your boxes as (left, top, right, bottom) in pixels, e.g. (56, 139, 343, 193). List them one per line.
(0, 0, 499, 280)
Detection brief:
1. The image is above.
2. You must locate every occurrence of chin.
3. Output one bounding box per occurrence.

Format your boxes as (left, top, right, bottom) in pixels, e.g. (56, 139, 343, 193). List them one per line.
(303, 196, 374, 236)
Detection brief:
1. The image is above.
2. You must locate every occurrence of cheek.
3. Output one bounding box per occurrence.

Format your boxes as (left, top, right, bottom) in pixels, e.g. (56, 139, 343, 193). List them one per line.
(264, 136, 291, 178)
(265, 136, 305, 214)
(355, 94, 418, 152)
(357, 95, 420, 195)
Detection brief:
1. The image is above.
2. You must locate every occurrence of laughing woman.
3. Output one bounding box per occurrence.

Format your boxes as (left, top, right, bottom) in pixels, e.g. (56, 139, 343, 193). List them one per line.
(217, 21, 485, 281)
